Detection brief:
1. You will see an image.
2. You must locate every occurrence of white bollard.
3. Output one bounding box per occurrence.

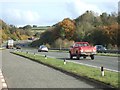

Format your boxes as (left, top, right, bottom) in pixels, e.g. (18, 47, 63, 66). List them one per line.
(34, 53, 35, 56)
(64, 59, 66, 65)
(101, 66, 104, 76)
(45, 55, 47, 59)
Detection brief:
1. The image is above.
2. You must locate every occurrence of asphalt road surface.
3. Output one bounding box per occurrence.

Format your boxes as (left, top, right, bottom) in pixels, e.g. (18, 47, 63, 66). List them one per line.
(0, 51, 2, 89)
(25, 49, 119, 72)
(2, 50, 107, 88)
(0, 51, 2, 69)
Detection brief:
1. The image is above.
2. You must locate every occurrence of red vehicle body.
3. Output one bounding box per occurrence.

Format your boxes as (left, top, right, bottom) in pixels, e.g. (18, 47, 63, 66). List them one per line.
(69, 42, 96, 60)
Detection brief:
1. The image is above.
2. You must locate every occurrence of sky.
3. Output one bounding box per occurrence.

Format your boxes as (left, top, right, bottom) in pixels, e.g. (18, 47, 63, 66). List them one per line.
(0, 0, 119, 27)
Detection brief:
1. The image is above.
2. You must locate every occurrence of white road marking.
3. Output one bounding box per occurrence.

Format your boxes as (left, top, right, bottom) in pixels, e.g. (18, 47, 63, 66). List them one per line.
(2, 83, 7, 88)
(1, 79, 5, 83)
(35, 53, 119, 73)
(18, 51, 120, 73)
(67, 60, 119, 72)
(0, 69, 8, 89)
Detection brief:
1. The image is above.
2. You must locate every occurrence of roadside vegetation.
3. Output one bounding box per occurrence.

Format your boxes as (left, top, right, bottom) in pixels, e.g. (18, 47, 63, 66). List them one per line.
(0, 20, 36, 45)
(12, 51, 119, 88)
(31, 11, 119, 50)
(97, 53, 120, 57)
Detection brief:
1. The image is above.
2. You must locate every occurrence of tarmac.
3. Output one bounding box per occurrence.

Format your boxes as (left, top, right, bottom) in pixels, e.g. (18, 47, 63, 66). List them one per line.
(0, 69, 2, 90)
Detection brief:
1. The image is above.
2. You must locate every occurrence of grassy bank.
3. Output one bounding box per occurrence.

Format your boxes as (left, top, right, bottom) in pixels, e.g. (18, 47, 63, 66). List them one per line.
(12, 51, 119, 88)
(0, 48, 5, 50)
(97, 53, 120, 57)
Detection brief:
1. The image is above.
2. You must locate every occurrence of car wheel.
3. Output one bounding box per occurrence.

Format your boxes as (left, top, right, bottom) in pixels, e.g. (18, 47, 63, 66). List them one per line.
(83, 56, 86, 59)
(70, 54, 73, 59)
(77, 54, 80, 60)
(90, 55, 94, 60)
(38, 50, 41, 52)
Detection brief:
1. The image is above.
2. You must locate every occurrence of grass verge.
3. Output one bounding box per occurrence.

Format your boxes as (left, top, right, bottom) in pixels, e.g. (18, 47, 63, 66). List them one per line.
(0, 48, 5, 50)
(12, 51, 119, 88)
(97, 53, 120, 57)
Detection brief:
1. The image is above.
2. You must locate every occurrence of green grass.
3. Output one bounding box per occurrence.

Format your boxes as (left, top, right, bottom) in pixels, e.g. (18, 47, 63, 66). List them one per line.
(12, 51, 119, 88)
(0, 48, 5, 50)
(49, 50, 69, 53)
(97, 53, 120, 57)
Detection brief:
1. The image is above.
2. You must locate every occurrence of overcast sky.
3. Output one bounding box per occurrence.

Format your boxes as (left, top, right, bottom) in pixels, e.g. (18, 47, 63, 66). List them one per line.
(0, 0, 119, 27)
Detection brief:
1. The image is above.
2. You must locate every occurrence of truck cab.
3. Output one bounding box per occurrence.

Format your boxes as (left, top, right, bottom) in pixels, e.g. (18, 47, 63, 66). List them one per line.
(6, 39, 14, 49)
(69, 42, 96, 60)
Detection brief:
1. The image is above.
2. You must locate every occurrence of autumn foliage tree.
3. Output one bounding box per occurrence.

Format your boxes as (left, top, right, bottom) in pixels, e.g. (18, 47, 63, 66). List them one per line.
(31, 11, 118, 49)
(59, 18, 76, 40)
(102, 23, 118, 47)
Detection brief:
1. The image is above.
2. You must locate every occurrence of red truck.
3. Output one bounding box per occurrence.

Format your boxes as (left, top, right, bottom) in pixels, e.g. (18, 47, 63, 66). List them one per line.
(69, 42, 96, 60)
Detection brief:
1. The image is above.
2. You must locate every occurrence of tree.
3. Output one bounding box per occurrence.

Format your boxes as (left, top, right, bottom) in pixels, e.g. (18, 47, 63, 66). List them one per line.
(33, 25, 37, 27)
(23, 25, 32, 30)
(59, 18, 76, 40)
(9, 25, 17, 34)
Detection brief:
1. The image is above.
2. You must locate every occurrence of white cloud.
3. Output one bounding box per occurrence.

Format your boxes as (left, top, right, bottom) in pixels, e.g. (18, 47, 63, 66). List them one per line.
(66, 0, 102, 18)
(0, 0, 118, 26)
(66, 0, 118, 18)
(2, 9, 41, 26)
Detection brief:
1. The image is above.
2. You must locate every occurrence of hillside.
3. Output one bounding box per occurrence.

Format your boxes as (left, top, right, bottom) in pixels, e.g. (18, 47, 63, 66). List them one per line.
(31, 26, 50, 33)
(0, 19, 32, 45)
(31, 11, 119, 49)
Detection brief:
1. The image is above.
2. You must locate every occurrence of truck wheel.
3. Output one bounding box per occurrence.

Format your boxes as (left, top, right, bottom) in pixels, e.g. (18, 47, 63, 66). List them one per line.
(90, 55, 94, 60)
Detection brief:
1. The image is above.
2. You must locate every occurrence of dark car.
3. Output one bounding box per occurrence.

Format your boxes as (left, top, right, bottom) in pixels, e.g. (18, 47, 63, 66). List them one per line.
(17, 46, 21, 49)
(95, 45, 107, 53)
(15, 45, 21, 49)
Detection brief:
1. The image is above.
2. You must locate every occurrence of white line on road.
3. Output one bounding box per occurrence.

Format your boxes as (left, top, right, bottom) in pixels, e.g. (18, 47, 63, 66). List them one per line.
(19, 51, 120, 73)
(67, 60, 119, 73)
(0, 69, 8, 89)
(38, 54, 119, 73)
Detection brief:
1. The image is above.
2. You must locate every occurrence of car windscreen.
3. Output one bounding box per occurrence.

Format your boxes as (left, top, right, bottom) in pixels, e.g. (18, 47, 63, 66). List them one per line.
(75, 43, 89, 47)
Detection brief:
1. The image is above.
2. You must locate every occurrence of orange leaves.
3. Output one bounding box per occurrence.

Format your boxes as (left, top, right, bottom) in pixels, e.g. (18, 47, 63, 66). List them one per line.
(101, 23, 118, 45)
(59, 18, 76, 40)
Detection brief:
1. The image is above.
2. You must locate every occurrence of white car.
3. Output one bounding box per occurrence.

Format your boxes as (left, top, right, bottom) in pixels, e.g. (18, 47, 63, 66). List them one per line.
(38, 45, 48, 52)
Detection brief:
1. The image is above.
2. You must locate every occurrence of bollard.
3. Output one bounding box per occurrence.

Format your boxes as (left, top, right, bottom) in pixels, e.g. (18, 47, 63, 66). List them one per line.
(26, 51, 28, 54)
(34, 53, 35, 56)
(101, 66, 104, 76)
(34, 53, 35, 59)
(64, 59, 66, 65)
(45, 55, 47, 59)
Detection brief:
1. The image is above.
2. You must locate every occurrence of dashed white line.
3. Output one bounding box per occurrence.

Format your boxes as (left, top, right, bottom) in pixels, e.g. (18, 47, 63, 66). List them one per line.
(0, 69, 8, 89)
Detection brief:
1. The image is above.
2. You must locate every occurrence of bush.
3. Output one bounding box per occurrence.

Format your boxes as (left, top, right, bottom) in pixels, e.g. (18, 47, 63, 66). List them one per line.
(52, 38, 74, 49)
(45, 43, 51, 48)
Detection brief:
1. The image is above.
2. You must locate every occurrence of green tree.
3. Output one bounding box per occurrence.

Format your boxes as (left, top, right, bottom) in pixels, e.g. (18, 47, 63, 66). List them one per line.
(23, 25, 32, 30)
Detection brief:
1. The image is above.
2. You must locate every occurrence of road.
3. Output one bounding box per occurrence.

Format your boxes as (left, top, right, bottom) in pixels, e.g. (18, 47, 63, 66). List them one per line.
(2, 50, 106, 88)
(24, 49, 119, 72)
(0, 51, 2, 89)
